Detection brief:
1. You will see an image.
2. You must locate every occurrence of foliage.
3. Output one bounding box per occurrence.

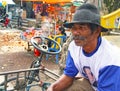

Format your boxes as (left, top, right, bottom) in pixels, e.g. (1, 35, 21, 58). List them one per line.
(103, 0, 120, 13)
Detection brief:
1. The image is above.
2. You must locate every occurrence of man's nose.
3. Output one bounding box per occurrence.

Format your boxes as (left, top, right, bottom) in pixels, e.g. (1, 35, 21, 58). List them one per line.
(72, 29, 81, 35)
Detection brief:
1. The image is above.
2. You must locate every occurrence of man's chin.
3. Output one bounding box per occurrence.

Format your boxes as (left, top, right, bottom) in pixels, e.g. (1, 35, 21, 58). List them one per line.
(74, 42, 83, 46)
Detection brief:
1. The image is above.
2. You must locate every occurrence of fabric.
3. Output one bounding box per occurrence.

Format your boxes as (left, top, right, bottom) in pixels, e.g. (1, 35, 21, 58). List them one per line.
(18, 9, 23, 17)
(22, 0, 71, 3)
(64, 37, 120, 91)
(44, 0, 71, 4)
(59, 34, 73, 75)
(66, 77, 94, 91)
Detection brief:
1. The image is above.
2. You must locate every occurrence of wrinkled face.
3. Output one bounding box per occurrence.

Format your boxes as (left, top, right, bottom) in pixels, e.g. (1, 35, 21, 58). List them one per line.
(71, 23, 96, 47)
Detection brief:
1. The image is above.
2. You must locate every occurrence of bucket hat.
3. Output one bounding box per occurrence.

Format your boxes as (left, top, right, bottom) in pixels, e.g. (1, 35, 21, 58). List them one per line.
(63, 3, 108, 32)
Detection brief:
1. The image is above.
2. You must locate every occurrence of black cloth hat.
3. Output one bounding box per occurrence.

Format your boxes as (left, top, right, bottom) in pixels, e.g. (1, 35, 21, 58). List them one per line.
(63, 3, 108, 32)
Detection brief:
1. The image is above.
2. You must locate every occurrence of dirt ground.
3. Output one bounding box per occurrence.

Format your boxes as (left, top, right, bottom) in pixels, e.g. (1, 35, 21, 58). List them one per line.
(0, 29, 120, 91)
(0, 29, 120, 73)
(0, 29, 61, 91)
(0, 29, 59, 73)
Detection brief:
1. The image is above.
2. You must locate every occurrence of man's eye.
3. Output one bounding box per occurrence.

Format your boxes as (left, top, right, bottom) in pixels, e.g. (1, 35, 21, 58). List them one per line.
(71, 27, 75, 30)
(79, 26, 83, 30)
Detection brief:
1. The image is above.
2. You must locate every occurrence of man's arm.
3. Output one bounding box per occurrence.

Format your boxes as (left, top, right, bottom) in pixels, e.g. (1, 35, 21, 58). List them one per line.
(47, 74, 74, 91)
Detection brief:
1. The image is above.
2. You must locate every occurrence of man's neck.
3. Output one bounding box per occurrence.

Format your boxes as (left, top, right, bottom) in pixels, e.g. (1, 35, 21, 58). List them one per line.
(82, 37, 101, 56)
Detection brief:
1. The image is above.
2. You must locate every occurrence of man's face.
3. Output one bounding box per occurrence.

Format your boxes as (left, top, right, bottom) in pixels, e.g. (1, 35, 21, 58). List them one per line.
(71, 23, 95, 47)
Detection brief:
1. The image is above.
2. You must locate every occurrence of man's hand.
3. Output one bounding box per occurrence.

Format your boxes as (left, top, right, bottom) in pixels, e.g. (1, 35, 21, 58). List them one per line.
(47, 74, 74, 91)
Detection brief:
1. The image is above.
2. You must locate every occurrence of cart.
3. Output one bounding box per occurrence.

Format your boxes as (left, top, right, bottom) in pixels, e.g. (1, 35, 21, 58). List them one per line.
(0, 36, 62, 91)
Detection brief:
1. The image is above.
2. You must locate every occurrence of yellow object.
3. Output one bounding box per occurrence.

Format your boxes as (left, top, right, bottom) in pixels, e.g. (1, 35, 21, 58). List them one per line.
(101, 8, 120, 29)
(2, 0, 7, 7)
(49, 34, 64, 49)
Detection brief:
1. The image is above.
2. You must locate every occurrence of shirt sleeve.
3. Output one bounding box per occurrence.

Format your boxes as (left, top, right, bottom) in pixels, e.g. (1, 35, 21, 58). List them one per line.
(98, 65, 120, 91)
(64, 51, 78, 77)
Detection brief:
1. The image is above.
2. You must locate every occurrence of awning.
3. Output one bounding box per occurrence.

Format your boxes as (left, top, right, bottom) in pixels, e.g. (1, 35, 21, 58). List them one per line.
(21, 0, 43, 1)
(14, 0, 72, 4)
(44, 0, 72, 4)
(14, 0, 84, 5)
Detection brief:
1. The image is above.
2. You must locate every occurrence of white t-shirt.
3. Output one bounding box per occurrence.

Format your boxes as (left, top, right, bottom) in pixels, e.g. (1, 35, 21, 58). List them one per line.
(64, 37, 120, 91)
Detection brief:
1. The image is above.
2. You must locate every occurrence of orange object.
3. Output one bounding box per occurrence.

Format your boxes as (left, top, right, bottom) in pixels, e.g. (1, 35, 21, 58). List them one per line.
(31, 30, 35, 36)
(23, 32, 28, 37)
(44, 0, 71, 4)
(22, 0, 71, 3)
(34, 48, 41, 57)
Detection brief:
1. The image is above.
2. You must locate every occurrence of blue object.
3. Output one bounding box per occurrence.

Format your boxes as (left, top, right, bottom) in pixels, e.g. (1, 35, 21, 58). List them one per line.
(46, 35, 66, 64)
(0, 3, 2, 6)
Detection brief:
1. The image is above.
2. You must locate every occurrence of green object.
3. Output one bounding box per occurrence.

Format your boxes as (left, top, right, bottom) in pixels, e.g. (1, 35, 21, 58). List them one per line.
(72, 1, 83, 6)
(62, 3, 72, 8)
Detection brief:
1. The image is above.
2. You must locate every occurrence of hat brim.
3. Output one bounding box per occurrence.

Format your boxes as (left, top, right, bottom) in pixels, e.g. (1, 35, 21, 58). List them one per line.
(63, 22, 108, 32)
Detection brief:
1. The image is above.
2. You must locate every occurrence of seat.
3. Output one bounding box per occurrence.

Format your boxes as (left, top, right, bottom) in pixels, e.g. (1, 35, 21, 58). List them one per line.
(46, 35, 66, 64)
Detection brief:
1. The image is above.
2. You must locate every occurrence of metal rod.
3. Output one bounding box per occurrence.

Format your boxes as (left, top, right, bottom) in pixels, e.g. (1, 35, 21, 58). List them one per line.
(44, 68, 60, 78)
(4, 75, 8, 91)
(0, 67, 42, 75)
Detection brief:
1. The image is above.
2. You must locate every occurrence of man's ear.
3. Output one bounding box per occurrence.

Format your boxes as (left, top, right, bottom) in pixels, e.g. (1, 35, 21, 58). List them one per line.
(95, 26, 101, 34)
(93, 26, 101, 37)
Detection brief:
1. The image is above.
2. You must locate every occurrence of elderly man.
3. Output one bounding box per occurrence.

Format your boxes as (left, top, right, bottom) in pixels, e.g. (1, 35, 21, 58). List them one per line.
(47, 3, 120, 91)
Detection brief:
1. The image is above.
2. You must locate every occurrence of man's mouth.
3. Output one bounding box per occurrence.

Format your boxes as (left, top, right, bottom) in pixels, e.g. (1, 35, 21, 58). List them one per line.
(73, 36, 86, 41)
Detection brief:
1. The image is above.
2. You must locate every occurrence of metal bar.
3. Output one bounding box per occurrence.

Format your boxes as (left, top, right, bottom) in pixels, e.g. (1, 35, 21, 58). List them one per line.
(24, 71, 27, 81)
(42, 72, 58, 81)
(16, 73, 19, 89)
(44, 68, 60, 78)
(0, 67, 60, 80)
(0, 67, 42, 75)
(4, 75, 8, 91)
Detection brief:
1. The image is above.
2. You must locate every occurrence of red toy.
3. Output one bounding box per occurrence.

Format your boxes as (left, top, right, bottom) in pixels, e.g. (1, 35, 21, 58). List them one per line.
(34, 48, 41, 57)
(4, 17, 10, 27)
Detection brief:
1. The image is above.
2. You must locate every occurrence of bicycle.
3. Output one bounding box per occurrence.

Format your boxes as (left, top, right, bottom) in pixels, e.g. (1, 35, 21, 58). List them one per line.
(0, 36, 62, 91)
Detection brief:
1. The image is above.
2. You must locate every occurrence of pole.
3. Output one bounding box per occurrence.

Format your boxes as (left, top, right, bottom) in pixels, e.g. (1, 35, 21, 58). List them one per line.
(21, 0, 23, 7)
(6, 4, 8, 13)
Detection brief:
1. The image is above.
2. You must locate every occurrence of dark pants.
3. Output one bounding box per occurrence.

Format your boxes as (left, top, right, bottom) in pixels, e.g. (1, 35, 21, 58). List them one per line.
(66, 78, 95, 91)
(17, 16, 22, 27)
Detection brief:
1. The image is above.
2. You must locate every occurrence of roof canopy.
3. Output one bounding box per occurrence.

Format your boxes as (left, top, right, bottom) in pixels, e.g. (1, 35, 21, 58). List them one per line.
(13, 0, 84, 5)
(14, 0, 72, 4)
(44, 0, 72, 4)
